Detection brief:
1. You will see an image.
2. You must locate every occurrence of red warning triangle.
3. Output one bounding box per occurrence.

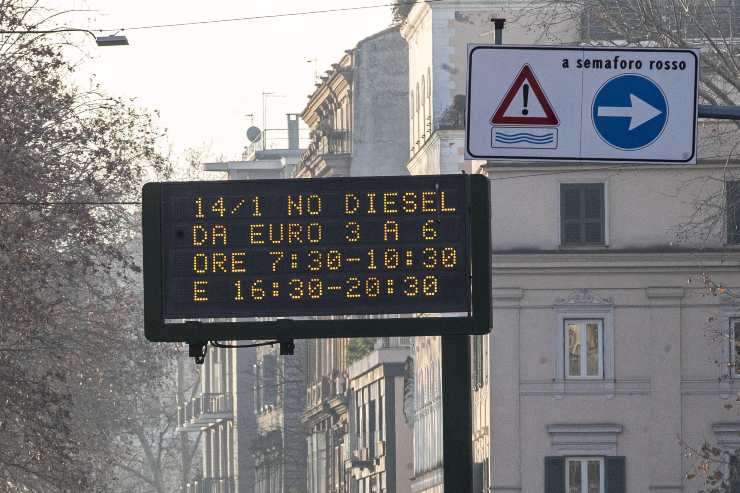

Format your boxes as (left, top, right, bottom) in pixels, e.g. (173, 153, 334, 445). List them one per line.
(491, 64, 558, 125)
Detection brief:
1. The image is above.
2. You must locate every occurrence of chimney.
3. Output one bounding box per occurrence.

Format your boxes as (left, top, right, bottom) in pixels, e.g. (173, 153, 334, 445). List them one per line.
(287, 114, 300, 150)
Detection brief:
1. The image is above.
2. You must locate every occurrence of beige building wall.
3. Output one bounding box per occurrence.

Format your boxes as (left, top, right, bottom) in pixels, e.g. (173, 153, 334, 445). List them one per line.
(401, 1, 579, 492)
(486, 162, 740, 492)
(401, 2, 740, 492)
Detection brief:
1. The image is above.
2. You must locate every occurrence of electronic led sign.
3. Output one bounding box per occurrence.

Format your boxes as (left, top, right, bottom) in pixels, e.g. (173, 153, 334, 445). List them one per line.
(143, 174, 490, 342)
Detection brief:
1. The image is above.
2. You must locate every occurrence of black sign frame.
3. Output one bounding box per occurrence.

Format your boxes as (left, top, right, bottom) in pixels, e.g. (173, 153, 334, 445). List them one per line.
(142, 174, 491, 342)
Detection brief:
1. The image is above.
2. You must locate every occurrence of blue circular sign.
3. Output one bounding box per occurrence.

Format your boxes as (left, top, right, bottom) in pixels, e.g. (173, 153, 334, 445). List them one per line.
(591, 74, 668, 150)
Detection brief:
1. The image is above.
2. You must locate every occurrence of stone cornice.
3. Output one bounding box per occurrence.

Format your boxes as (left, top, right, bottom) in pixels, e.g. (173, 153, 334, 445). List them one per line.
(554, 288, 613, 306)
(492, 250, 740, 274)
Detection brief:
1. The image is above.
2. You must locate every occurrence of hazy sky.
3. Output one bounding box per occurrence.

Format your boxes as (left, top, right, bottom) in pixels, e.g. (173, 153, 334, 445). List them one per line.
(54, 0, 392, 161)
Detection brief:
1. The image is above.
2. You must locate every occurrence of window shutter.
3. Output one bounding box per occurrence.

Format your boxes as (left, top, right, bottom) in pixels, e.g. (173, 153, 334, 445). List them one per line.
(561, 185, 582, 244)
(728, 181, 740, 244)
(472, 462, 484, 493)
(544, 456, 565, 493)
(583, 184, 604, 244)
(561, 184, 605, 246)
(729, 454, 740, 492)
(605, 456, 626, 493)
(263, 354, 277, 407)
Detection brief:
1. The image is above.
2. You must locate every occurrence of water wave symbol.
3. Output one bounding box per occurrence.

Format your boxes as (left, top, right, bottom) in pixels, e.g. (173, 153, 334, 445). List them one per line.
(496, 131, 554, 144)
(496, 132, 553, 139)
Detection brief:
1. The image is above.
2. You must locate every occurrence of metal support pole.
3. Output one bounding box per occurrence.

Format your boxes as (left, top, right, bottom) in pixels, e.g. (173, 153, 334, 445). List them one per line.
(493, 18, 505, 46)
(698, 104, 740, 120)
(442, 334, 473, 492)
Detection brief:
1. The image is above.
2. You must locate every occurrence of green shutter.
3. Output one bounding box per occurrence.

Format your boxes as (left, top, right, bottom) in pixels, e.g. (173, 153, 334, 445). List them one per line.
(729, 454, 740, 493)
(583, 184, 604, 244)
(472, 462, 484, 493)
(544, 456, 565, 493)
(605, 456, 625, 493)
(561, 184, 605, 246)
(561, 185, 582, 244)
(728, 181, 740, 244)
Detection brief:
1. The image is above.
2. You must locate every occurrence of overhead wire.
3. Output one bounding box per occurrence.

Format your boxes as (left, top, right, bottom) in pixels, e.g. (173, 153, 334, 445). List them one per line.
(0, 0, 705, 203)
(101, 0, 442, 32)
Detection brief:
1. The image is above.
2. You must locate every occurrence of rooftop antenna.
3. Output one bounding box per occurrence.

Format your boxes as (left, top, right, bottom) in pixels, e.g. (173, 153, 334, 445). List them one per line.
(261, 92, 285, 150)
(307, 58, 318, 83)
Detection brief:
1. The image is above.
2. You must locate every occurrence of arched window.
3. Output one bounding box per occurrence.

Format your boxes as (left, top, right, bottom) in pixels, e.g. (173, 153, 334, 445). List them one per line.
(427, 67, 432, 130)
(415, 82, 421, 142)
(410, 89, 415, 147)
(427, 67, 431, 98)
(421, 75, 426, 139)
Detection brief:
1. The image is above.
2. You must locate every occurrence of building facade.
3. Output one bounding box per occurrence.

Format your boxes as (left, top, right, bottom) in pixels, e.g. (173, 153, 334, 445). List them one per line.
(178, 344, 254, 493)
(253, 342, 307, 493)
(484, 152, 740, 492)
(394, 1, 740, 492)
(177, 126, 306, 493)
(298, 24, 410, 493)
(296, 25, 409, 179)
(399, 2, 578, 492)
(304, 337, 351, 493)
(347, 337, 413, 493)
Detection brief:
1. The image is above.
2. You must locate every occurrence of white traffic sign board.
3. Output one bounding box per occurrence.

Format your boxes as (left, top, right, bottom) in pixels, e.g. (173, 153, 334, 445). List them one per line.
(465, 46, 698, 163)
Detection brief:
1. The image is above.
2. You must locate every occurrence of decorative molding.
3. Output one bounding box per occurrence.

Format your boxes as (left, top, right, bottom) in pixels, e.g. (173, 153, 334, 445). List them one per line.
(720, 303, 740, 392)
(646, 287, 685, 300)
(713, 422, 740, 449)
(721, 292, 740, 307)
(492, 288, 524, 308)
(680, 378, 740, 396)
(521, 379, 650, 397)
(552, 292, 615, 397)
(546, 423, 623, 456)
(492, 288, 524, 300)
(554, 289, 613, 306)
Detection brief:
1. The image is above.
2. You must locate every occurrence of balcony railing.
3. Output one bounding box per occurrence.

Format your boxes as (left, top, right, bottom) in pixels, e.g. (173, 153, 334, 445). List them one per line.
(184, 477, 235, 493)
(297, 130, 351, 175)
(306, 373, 349, 407)
(351, 430, 384, 470)
(177, 392, 232, 432)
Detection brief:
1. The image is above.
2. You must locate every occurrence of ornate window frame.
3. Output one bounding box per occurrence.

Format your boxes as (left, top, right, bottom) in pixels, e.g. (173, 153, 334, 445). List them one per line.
(720, 294, 740, 384)
(553, 289, 615, 398)
(712, 422, 740, 482)
(547, 423, 623, 456)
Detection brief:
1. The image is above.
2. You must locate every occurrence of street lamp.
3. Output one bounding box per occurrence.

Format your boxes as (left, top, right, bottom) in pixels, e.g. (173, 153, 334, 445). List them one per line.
(94, 34, 129, 47)
(0, 28, 129, 47)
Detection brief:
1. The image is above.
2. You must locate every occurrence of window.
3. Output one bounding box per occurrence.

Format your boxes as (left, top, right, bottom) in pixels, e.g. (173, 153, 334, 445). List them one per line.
(732, 318, 740, 377)
(546, 456, 624, 493)
(472, 335, 485, 389)
(561, 183, 605, 246)
(729, 454, 740, 493)
(728, 181, 740, 244)
(565, 320, 603, 379)
(566, 458, 604, 493)
(553, 291, 614, 395)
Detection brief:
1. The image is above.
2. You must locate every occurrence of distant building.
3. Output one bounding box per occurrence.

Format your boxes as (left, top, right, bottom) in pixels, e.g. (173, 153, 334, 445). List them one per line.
(176, 118, 306, 493)
(347, 338, 413, 493)
(295, 26, 409, 178)
(298, 25, 410, 493)
(177, 344, 253, 493)
(304, 338, 351, 493)
(203, 114, 303, 180)
(253, 342, 307, 493)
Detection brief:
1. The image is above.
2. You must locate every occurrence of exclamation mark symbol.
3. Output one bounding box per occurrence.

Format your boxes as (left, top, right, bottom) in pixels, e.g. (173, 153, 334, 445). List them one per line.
(522, 84, 529, 116)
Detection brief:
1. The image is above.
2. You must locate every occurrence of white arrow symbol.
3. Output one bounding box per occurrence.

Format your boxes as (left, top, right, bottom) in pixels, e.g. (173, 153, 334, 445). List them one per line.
(597, 94, 663, 131)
